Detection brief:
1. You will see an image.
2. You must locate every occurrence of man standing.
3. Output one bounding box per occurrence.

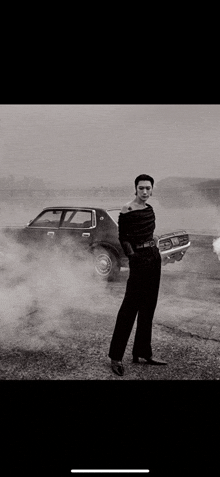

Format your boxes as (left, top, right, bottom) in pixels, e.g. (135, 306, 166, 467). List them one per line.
(109, 174, 167, 376)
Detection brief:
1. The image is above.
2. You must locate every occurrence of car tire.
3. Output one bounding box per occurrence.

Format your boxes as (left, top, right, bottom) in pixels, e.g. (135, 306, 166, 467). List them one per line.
(93, 247, 120, 281)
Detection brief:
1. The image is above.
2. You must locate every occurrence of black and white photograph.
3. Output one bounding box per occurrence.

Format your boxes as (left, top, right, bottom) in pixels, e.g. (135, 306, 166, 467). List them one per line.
(0, 104, 220, 381)
(1, 104, 220, 475)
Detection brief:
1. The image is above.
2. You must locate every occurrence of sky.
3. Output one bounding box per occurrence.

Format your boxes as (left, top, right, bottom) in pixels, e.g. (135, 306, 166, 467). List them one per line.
(1, 104, 220, 188)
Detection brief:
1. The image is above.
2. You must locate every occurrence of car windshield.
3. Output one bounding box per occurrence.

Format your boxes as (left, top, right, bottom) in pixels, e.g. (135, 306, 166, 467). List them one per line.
(106, 209, 120, 225)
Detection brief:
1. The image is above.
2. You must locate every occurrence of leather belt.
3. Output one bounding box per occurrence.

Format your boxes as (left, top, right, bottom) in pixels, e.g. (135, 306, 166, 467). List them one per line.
(136, 240, 155, 249)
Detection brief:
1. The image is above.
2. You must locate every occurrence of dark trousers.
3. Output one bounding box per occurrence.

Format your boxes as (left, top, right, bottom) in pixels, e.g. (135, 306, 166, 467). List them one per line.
(109, 246, 161, 361)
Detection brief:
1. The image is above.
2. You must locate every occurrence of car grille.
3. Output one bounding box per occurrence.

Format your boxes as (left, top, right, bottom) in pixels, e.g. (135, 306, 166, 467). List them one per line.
(159, 233, 189, 251)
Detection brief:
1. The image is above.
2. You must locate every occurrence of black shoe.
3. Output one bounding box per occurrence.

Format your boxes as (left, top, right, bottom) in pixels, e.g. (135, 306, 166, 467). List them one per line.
(111, 360, 124, 376)
(133, 356, 167, 365)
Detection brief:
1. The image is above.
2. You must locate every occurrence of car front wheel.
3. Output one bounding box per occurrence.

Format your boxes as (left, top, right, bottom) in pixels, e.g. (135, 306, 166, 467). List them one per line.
(93, 247, 120, 281)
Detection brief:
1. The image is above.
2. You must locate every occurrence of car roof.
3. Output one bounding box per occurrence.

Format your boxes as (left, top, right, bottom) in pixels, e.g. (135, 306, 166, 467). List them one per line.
(42, 206, 121, 211)
(43, 206, 99, 210)
(41, 206, 109, 213)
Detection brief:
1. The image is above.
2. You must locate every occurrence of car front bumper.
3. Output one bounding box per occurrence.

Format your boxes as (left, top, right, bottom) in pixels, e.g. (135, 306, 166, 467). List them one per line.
(160, 242, 191, 265)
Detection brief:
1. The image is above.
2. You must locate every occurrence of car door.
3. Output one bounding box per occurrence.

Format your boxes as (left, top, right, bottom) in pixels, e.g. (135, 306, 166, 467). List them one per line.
(56, 208, 96, 251)
(23, 209, 63, 245)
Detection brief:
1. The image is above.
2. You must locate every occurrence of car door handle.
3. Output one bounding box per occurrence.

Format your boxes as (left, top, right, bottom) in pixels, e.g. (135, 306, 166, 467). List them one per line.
(82, 233, 90, 237)
(47, 231, 55, 237)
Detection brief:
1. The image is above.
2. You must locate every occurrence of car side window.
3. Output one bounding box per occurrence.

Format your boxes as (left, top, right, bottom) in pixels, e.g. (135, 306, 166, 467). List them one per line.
(62, 210, 93, 228)
(30, 210, 62, 228)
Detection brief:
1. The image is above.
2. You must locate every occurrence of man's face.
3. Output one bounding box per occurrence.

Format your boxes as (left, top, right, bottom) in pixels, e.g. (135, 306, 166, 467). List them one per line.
(136, 180, 153, 201)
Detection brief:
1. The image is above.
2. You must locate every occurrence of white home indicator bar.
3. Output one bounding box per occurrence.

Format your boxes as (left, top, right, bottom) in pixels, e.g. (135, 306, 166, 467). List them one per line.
(71, 471, 150, 473)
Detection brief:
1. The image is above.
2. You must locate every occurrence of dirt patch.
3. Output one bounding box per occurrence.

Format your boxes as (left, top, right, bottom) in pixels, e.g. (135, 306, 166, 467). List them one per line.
(0, 306, 220, 380)
(1, 232, 220, 380)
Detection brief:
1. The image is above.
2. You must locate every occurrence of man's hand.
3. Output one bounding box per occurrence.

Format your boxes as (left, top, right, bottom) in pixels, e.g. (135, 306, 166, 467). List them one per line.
(128, 252, 139, 263)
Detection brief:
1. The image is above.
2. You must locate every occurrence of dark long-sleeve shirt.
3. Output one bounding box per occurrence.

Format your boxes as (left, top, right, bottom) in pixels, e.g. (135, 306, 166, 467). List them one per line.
(118, 205, 155, 256)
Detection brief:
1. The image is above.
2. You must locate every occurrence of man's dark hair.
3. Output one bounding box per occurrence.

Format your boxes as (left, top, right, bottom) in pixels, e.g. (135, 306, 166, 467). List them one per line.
(134, 174, 154, 189)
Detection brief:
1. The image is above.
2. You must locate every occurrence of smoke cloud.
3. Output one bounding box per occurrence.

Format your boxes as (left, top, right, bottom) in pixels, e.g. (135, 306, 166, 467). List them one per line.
(0, 228, 114, 351)
(213, 237, 220, 261)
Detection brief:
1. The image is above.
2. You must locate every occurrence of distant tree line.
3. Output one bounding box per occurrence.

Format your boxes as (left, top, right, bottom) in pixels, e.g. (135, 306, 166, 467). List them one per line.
(0, 175, 46, 190)
(0, 175, 134, 202)
(4, 174, 219, 207)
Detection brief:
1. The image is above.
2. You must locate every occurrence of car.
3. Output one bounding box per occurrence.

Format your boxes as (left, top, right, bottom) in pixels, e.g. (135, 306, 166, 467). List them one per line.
(2, 206, 191, 280)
